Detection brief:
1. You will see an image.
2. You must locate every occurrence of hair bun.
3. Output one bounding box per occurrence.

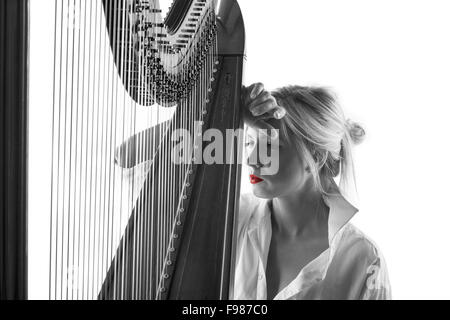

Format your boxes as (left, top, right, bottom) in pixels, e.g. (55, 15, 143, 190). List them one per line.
(345, 119, 365, 145)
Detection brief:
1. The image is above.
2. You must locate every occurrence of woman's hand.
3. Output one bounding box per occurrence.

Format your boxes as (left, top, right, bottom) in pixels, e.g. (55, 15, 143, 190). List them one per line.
(242, 83, 286, 133)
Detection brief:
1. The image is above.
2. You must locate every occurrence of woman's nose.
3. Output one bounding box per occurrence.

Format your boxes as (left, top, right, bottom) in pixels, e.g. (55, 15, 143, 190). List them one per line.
(246, 147, 263, 169)
(247, 158, 263, 169)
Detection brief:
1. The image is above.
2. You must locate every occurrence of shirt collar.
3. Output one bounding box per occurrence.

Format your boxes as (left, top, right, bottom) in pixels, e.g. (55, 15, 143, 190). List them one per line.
(322, 179, 359, 245)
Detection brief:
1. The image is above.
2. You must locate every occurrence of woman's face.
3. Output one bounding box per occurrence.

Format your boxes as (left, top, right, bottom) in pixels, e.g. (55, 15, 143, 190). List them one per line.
(245, 120, 312, 199)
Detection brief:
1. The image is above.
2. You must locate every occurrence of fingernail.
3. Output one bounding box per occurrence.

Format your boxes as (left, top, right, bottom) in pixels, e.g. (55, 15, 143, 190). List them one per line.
(274, 110, 285, 119)
(270, 130, 279, 138)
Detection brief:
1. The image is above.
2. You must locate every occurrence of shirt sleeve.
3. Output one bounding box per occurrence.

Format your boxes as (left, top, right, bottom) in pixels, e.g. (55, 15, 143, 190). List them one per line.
(359, 255, 392, 300)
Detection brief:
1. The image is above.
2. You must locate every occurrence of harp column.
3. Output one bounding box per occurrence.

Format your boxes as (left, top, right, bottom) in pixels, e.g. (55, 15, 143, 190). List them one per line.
(0, 0, 29, 300)
(165, 0, 246, 300)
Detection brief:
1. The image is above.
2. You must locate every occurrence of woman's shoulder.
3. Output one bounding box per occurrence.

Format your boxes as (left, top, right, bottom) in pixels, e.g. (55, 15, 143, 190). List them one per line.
(327, 223, 391, 299)
(342, 224, 392, 299)
(335, 223, 388, 269)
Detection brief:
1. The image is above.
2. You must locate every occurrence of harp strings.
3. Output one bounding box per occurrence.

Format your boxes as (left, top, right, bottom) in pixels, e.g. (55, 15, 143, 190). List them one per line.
(50, 0, 218, 300)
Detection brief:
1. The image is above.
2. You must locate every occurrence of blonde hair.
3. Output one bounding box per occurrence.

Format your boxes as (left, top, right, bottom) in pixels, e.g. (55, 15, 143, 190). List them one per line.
(271, 85, 365, 196)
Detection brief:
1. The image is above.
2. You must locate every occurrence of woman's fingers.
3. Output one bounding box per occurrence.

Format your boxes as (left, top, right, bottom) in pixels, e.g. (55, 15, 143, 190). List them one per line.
(249, 95, 286, 119)
(242, 83, 286, 125)
(249, 94, 277, 116)
(257, 106, 287, 120)
(243, 83, 264, 105)
(249, 82, 265, 99)
(248, 90, 271, 109)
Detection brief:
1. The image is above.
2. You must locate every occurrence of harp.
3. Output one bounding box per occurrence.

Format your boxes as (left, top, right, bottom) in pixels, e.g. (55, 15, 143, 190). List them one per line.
(0, 0, 245, 300)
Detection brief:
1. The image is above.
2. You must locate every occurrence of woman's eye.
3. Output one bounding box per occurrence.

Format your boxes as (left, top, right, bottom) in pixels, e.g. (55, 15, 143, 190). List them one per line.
(245, 141, 255, 147)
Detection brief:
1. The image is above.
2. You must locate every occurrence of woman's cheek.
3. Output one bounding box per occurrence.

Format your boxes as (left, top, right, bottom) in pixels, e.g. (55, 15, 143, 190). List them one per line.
(279, 153, 305, 185)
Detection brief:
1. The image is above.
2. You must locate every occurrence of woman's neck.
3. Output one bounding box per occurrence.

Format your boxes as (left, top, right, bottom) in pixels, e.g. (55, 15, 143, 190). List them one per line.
(271, 180, 329, 239)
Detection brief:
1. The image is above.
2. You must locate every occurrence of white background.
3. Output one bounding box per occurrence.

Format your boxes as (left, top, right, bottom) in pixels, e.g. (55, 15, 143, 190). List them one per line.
(29, 0, 450, 299)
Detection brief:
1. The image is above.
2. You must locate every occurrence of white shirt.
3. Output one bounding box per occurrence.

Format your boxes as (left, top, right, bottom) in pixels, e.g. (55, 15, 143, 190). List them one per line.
(232, 180, 391, 300)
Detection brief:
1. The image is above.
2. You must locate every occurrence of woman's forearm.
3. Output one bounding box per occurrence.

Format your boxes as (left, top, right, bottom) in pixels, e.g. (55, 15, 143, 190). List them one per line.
(115, 122, 166, 168)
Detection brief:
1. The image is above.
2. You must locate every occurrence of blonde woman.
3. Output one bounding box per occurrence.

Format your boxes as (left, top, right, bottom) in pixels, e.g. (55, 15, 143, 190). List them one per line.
(233, 83, 391, 300)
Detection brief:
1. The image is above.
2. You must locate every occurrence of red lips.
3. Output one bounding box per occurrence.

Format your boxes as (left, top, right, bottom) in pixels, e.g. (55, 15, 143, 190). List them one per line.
(250, 174, 264, 185)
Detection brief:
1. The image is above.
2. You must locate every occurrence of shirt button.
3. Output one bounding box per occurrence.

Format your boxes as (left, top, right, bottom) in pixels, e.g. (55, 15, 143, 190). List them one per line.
(258, 274, 263, 281)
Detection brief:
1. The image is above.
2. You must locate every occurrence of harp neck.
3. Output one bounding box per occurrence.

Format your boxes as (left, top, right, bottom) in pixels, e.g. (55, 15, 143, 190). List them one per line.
(216, 0, 245, 55)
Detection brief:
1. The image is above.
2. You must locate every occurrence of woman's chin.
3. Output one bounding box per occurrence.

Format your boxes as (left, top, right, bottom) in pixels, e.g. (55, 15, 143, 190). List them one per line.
(251, 182, 275, 199)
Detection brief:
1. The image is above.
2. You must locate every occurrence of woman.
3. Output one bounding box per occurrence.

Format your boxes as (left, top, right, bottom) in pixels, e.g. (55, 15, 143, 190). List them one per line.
(233, 83, 391, 300)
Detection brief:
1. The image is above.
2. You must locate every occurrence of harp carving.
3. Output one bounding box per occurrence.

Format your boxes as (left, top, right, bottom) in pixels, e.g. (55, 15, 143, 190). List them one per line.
(0, 0, 245, 300)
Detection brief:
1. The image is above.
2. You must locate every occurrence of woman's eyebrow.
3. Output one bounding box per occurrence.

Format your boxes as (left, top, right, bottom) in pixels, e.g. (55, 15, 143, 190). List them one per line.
(245, 131, 257, 140)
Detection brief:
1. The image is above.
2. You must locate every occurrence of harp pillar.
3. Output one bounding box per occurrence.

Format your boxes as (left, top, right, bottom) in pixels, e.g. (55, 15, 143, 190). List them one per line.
(0, 0, 29, 300)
